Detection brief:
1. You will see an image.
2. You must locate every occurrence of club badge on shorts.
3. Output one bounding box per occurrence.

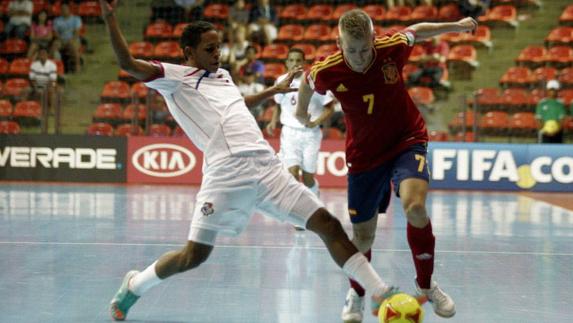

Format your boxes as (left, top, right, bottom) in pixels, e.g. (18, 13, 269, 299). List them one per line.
(201, 202, 214, 216)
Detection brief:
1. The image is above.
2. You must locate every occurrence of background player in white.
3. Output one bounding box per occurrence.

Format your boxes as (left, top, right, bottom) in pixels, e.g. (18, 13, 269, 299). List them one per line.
(267, 48, 334, 198)
(100, 1, 399, 321)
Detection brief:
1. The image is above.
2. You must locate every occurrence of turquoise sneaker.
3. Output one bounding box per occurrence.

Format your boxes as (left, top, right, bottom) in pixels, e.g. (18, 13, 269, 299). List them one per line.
(110, 270, 140, 321)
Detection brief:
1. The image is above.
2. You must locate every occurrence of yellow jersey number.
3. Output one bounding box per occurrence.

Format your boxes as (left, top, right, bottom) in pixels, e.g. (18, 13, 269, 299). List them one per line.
(362, 94, 374, 115)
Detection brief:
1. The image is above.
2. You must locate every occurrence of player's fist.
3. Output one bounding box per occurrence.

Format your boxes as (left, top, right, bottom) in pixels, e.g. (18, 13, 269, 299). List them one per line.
(457, 17, 478, 34)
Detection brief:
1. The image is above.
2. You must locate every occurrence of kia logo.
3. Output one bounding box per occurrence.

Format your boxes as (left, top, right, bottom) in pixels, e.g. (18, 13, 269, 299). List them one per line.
(132, 144, 196, 177)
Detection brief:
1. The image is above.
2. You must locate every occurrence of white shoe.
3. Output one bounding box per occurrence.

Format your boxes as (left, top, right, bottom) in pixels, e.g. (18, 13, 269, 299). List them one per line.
(415, 279, 456, 318)
(341, 288, 364, 323)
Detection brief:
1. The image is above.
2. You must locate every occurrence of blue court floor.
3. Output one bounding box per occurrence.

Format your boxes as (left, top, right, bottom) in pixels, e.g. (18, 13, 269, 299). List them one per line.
(1, 182, 572, 323)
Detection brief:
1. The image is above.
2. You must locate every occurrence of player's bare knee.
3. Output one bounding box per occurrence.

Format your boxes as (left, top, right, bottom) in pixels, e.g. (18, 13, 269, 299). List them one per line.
(307, 208, 345, 241)
(178, 245, 211, 272)
(404, 201, 427, 223)
(352, 231, 375, 252)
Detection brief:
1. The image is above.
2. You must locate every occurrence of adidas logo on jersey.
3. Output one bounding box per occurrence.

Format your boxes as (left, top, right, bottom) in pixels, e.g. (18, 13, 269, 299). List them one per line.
(336, 83, 348, 92)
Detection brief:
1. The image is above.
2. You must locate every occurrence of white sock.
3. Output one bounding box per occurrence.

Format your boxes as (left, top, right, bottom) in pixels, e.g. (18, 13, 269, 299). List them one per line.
(129, 261, 162, 296)
(342, 253, 388, 296)
(309, 179, 319, 196)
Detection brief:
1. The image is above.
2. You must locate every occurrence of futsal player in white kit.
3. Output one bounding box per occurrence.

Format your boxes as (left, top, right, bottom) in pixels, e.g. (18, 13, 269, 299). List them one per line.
(100, 1, 399, 321)
(267, 48, 334, 198)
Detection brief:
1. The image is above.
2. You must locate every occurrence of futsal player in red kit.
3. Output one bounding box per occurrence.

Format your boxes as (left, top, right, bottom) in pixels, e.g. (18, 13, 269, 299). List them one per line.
(295, 9, 478, 323)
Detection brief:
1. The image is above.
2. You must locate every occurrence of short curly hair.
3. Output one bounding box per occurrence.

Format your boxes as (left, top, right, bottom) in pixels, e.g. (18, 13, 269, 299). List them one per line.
(338, 9, 374, 40)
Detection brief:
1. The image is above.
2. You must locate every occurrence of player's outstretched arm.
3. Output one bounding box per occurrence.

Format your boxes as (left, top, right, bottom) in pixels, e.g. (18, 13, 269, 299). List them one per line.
(295, 78, 313, 126)
(100, 0, 161, 82)
(244, 67, 301, 108)
(306, 101, 335, 129)
(408, 17, 478, 42)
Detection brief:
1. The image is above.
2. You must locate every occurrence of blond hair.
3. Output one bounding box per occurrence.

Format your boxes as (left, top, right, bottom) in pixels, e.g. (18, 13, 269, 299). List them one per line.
(338, 9, 374, 40)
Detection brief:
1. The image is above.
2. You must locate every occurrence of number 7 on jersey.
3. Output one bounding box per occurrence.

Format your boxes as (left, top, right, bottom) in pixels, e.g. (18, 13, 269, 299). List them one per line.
(362, 94, 374, 115)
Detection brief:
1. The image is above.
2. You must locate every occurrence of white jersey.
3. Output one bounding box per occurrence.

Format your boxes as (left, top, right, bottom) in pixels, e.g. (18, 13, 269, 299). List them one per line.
(145, 62, 273, 165)
(273, 74, 333, 129)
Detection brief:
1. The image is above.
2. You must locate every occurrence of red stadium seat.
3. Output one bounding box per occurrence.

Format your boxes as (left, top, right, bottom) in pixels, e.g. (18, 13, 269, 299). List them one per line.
(408, 86, 435, 106)
(479, 5, 518, 28)
(453, 131, 475, 142)
(78, 1, 101, 18)
(559, 5, 573, 25)
(559, 67, 573, 88)
(447, 45, 478, 67)
(131, 82, 149, 102)
(438, 3, 462, 21)
(173, 23, 187, 38)
(277, 24, 305, 43)
(304, 24, 331, 43)
(8, 58, 31, 78)
(428, 130, 448, 142)
(332, 4, 357, 21)
(0, 99, 13, 120)
(545, 26, 573, 46)
(153, 41, 182, 61)
(0, 58, 8, 75)
(479, 111, 510, 135)
(3, 78, 30, 98)
(509, 112, 537, 137)
(118, 69, 137, 84)
(448, 110, 476, 131)
(499, 67, 534, 88)
(306, 5, 333, 21)
(315, 44, 339, 59)
(402, 64, 420, 81)
(145, 21, 173, 41)
(279, 4, 306, 21)
(122, 104, 147, 124)
(0, 39, 28, 58)
(32, 0, 47, 15)
(173, 125, 186, 137)
(323, 127, 345, 140)
(263, 63, 287, 85)
(54, 60, 64, 76)
(544, 46, 573, 68)
(149, 123, 172, 137)
(261, 44, 289, 61)
(559, 89, 573, 105)
(470, 87, 502, 110)
(0, 121, 21, 134)
(386, 6, 412, 23)
(87, 122, 114, 136)
(13, 100, 42, 126)
(500, 88, 534, 112)
(292, 43, 316, 62)
(93, 103, 122, 125)
(515, 45, 547, 68)
(129, 41, 154, 59)
(532, 67, 558, 85)
(115, 124, 144, 137)
(409, 5, 438, 22)
(100, 81, 131, 103)
(408, 45, 426, 64)
(362, 5, 386, 23)
(203, 4, 229, 20)
(564, 116, 573, 133)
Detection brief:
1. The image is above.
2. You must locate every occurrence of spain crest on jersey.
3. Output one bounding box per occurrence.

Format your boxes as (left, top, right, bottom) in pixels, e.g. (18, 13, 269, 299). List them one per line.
(382, 62, 399, 84)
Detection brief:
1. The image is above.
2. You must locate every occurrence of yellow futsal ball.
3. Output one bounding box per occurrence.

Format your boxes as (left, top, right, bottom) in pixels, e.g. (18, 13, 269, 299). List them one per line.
(542, 120, 560, 136)
(379, 293, 424, 323)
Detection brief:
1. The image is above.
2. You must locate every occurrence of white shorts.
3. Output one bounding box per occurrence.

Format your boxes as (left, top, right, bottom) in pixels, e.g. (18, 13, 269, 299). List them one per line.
(278, 125, 322, 174)
(188, 151, 324, 245)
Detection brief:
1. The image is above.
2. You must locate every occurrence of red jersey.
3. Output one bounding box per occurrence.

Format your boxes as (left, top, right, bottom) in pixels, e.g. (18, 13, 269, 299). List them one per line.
(307, 31, 428, 174)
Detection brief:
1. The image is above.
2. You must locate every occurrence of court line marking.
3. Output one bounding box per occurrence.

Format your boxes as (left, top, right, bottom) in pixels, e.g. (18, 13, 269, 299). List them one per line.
(1, 241, 572, 256)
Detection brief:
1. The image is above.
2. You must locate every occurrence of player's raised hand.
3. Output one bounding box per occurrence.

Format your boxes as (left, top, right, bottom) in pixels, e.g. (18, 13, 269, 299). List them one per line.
(457, 17, 478, 34)
(99, 0, 119, 18)
(273, 66, 304, 94)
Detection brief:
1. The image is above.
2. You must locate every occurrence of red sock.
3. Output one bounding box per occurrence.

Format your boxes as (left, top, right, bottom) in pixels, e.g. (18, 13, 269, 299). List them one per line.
(349, 249, 371, 297)
(407, 221, 435, 289)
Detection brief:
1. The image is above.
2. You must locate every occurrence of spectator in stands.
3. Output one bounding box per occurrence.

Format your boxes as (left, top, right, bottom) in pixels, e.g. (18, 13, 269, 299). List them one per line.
(238, 69, 266, 119)
(458, 0, 490, 19)
(4, 0, 33, 40)
(228, 0, 250, 29)
(408, 36, 450, 89)
(29, 47, 58, 112)
(234, 45, 265, 84)
(387, 0, 432, 7)
(221, 25, 250, 72)
(53, 3, 83, 73)
(536, 80, 567, 144)
(248, 0, 277, 45)
(175, 0, 204, 22)
(27, 10, 55, 60)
